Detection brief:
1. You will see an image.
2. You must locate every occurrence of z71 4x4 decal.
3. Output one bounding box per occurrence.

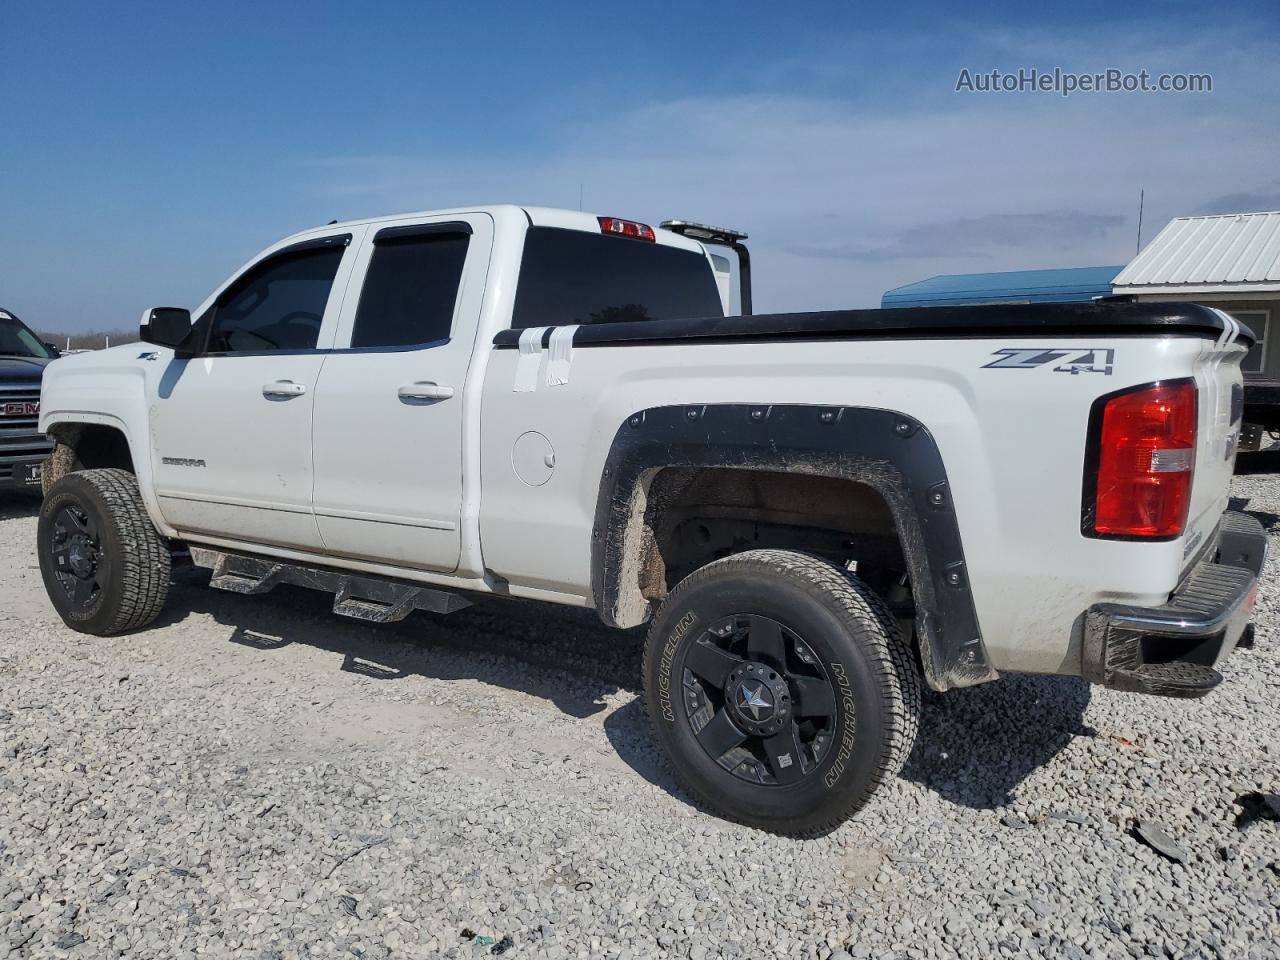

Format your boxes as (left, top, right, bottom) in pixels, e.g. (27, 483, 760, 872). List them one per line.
(982, 347, 1115, 375)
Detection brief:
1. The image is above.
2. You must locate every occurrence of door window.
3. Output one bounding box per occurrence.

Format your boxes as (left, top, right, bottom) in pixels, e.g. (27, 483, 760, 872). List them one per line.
(207, 242, 346, 353)
(350, 229, 470, 349)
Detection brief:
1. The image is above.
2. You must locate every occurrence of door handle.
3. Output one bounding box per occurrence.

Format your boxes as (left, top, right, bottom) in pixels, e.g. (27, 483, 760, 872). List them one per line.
(262, 380, 307, 399)
(398, 382, 454, 402)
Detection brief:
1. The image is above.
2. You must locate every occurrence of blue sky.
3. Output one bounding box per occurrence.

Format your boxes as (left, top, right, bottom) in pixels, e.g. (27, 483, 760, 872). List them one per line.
(2, 1, 1278, 331)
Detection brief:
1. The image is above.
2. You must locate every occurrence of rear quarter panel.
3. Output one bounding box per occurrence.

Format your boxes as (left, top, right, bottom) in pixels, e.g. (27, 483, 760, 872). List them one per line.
(478, 333, 1236, 677)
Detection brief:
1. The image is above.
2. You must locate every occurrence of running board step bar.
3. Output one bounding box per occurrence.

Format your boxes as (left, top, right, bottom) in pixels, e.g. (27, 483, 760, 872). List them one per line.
(190, 547, 473, 623)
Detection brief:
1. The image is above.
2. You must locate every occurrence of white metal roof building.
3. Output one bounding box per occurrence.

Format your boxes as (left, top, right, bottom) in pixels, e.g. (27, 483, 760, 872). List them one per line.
(1113, 212, 1280, 421)
(1113, 211, 1280, 296)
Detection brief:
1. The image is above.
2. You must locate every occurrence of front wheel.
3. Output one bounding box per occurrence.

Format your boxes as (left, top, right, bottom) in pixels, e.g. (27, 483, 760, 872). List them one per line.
(38, 469, 171, 635)
(643, 549, 921, 836)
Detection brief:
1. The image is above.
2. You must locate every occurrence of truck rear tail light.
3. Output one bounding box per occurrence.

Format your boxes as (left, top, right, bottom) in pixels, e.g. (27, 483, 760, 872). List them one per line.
(598, 217, 655, 242)
(1084, 379, 1197, 539)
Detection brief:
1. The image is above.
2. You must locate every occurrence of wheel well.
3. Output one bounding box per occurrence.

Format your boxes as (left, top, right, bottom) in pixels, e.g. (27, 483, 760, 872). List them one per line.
(47, 423, 134, 482)
(614, 466, 908, 625)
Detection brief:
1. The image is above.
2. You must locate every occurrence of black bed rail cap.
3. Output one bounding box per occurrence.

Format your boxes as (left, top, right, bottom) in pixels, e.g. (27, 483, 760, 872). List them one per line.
(492, 301, 1250, 349)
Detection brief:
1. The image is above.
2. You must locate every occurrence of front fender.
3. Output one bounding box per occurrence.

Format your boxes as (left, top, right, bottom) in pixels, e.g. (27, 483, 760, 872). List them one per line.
(40, 354, 174, 539)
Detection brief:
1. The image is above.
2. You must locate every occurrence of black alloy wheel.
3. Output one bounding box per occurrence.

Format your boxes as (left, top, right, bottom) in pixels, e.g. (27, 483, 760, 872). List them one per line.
(681, 614, 837, 786)
(48, 501, 105, 609)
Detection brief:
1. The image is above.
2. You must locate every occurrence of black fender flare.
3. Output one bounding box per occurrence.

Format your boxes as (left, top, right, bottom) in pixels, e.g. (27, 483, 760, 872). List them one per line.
(589, 403, 997, 691)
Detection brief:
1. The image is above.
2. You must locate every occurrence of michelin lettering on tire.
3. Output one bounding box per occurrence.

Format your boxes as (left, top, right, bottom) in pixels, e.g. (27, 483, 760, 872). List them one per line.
(823, 660, 859, 789)
(657, 610, 698, 722)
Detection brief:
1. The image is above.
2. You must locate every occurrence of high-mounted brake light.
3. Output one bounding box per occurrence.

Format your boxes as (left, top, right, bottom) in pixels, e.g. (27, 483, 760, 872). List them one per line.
(598, 217, 655, 242)
(1084, 379, 1197, 539)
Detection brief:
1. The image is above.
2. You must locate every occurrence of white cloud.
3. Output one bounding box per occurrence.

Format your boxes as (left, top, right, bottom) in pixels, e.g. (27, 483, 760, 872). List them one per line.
(313, 129, 1265, 309)
(8, 14, 1276, 335)
(304, 17, 1278, 312)
(4, 5, 1273, 344)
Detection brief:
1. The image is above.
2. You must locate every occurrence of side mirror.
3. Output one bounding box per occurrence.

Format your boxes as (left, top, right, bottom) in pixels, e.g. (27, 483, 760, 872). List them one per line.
(43, 342, 61, 357)
(140, 307, 193, 351)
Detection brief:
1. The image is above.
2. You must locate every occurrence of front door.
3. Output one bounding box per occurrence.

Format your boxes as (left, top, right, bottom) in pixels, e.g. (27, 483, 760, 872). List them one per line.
(150, 232, 360, 551)
(311, 214, 492, 571)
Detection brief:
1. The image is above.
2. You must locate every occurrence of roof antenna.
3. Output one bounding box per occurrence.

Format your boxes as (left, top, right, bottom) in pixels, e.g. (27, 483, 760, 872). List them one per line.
(1135, 189, 1145, 255)
(579, 182, 584, 212)
(327, 219, 338, 225)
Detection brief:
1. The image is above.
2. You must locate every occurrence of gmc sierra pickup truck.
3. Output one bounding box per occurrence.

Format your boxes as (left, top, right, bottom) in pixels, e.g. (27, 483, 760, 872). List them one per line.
(0, 308, 55, 491)
(36, 205, 1265, 835)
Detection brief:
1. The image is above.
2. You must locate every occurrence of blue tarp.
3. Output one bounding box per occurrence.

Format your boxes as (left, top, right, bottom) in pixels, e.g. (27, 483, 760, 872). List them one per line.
(882, 265, 1123, 308)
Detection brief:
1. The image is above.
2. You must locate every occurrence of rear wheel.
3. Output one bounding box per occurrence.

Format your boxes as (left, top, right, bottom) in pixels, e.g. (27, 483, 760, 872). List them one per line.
(642, 549, 920, 836)
(38, 469, 171, 635)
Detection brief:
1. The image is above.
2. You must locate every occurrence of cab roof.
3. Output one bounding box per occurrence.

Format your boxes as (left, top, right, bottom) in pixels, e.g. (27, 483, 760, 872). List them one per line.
(285, 204, 706, 254)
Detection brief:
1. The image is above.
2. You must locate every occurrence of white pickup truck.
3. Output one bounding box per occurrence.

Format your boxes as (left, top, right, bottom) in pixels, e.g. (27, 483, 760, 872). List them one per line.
(36, 205, 1265, 835)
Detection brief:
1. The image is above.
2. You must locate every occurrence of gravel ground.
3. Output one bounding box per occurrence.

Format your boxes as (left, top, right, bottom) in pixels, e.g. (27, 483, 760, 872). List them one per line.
(1, 476, 1278, 960)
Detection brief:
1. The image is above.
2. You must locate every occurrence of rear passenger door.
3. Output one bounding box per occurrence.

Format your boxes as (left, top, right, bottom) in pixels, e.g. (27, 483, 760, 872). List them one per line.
(310, 214, 492, 571)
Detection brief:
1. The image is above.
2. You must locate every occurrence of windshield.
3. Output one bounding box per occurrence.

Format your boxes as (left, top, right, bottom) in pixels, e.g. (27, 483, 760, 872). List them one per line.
(0, 312, 54, 359)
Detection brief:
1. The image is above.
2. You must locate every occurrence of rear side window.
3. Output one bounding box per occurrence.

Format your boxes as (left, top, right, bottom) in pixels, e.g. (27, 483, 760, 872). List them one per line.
(351, 229, 470, 349)
(511, 227, 723, 329)
(208, 244, 345, 353)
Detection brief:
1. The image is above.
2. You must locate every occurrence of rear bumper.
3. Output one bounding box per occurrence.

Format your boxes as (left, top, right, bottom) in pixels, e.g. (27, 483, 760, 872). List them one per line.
(1082, 511, 1266, 698)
